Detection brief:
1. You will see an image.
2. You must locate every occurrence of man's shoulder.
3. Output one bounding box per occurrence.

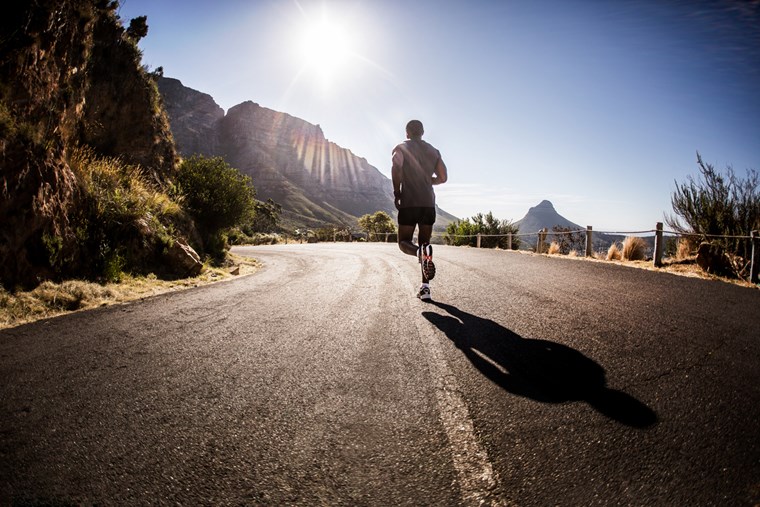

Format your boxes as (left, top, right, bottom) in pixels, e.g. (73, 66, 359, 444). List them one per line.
(418, 140, 440, 156)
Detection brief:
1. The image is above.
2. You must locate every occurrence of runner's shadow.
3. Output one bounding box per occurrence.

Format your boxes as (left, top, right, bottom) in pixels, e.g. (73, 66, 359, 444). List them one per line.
(422, 301, 657, 428)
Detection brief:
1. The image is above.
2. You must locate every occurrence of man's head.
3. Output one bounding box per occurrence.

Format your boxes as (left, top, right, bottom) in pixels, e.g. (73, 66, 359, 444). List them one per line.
(406, 120, 424, 139)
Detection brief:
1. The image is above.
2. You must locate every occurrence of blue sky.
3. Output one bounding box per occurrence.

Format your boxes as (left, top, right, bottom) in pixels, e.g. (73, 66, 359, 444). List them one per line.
(119, 0, 760, 231)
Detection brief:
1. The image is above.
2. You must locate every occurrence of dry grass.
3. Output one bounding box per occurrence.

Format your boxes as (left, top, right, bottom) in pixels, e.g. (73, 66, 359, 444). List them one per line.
(607, 243, 622, 261)
(0, 253, 259, 330)
(676, 238, 692, 260)
(622, 236, 647, 261)
(548, 241, 561, 255)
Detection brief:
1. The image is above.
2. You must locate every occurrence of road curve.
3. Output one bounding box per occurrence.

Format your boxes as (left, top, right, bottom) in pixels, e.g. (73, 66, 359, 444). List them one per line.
(1, 243, 759, 506)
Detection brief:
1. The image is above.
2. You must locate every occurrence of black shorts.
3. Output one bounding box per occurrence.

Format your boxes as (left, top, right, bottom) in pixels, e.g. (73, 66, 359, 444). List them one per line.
(398, 207, 437, 226)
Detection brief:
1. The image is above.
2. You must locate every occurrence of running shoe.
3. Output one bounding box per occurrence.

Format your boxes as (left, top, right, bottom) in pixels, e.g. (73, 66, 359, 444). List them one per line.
(417, 285, 431, 300)
(419, 243, 436, 281)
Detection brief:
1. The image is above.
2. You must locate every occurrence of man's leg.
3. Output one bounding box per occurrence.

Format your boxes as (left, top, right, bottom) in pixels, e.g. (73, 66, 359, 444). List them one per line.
(417, 224, 433, 246)
(397, 224, 418, 256)
(417, 224, 434, 283)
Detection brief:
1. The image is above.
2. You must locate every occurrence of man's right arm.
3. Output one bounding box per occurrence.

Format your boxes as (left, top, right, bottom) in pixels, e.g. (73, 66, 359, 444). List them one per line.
(391, 148, 404, 208)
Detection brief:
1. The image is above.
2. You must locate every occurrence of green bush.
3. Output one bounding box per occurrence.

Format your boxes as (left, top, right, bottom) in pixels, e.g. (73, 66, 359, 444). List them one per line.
(175, 155, 256, 259)
(444, 212, 520, 250)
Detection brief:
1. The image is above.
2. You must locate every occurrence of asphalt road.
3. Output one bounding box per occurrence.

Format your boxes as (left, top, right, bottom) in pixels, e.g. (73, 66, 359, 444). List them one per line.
(1, 243, 759, 506)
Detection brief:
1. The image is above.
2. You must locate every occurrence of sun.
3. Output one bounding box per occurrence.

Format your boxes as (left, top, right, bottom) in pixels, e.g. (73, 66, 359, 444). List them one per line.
(293, 7, 356, 89)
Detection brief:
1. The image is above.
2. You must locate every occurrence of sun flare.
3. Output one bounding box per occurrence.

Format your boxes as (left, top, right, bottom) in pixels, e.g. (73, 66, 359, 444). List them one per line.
(293, 7, 357, 89)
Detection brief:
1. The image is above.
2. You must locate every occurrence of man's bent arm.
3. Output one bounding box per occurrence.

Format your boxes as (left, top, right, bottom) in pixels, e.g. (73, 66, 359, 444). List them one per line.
(432, 158, 448, 185)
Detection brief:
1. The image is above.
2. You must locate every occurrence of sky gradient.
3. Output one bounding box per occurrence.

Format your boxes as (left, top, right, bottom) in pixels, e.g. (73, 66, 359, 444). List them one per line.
(119, 0, 760, 232)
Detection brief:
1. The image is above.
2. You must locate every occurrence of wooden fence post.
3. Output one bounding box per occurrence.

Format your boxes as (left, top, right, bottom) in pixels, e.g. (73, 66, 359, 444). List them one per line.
(476, 233, 481, 248)
(585, 226, 593, 257)
(751, 230, 759, 284)
(537, 228, 547, 254)
(653, 222, 664, 267)
(507, 232, 512, 251)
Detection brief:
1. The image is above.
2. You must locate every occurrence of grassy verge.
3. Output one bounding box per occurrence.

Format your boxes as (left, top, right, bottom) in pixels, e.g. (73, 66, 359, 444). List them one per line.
(0, 254, 259, 330)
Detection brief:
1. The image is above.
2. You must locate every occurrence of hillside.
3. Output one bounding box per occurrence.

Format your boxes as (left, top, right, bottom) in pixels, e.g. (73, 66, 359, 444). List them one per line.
(157, 77, 457, 230)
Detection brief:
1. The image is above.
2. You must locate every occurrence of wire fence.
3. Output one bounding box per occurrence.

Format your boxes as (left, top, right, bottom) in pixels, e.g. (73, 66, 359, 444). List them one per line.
(275, 222, 759, 283)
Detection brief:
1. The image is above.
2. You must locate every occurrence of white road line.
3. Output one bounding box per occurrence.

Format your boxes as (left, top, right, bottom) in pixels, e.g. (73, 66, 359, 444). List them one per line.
(398, 263, 510, 506)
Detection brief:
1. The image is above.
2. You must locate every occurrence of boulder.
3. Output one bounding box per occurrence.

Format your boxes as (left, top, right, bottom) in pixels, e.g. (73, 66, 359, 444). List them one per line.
(166, 239, 203, 277)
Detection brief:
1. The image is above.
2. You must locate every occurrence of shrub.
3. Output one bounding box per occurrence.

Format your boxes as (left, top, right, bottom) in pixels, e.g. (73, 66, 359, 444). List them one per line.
(444, 212, 520, 250)
(68, 147, 185, 280)
(607, 243, 622, 261)
(248, 198, 282, 233)
(622, 236, 647, 261)
(667, 152, 759, 262)
(176, 155, 256, 259)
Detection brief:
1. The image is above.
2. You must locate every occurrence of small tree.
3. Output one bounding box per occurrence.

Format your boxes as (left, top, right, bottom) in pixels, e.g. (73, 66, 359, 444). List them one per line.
(176, 155, 256, 258)
(358, 211, 396, 241)
(126, 16, 149, 42)
(667, 152, 759, 262)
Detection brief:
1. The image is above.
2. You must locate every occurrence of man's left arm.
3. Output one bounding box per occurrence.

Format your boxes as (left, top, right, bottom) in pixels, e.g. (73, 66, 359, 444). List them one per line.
(432, 157, 448, 185)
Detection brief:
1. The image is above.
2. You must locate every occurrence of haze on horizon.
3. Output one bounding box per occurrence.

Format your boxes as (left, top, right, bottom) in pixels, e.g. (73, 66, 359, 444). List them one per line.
(119, 0, 760, 232)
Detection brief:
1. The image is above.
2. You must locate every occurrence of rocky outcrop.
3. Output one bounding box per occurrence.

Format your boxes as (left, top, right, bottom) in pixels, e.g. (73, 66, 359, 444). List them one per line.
(0, 1, 180, 288)
(158, 78, 457, 230)
(81, 13, 177, 182)
(156, 77, 223, 157)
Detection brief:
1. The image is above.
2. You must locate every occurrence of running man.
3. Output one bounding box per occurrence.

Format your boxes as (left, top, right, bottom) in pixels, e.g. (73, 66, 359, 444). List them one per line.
(392, 120, 448, 300)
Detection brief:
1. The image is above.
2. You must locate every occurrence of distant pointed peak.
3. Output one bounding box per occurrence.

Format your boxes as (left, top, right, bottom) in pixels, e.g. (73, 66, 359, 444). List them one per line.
(536, 200, 554, 208)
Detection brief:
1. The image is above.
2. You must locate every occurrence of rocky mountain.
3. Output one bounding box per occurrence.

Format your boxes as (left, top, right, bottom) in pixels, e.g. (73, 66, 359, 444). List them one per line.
(157, 77, 457, 230)
(515, 200, 583, 235)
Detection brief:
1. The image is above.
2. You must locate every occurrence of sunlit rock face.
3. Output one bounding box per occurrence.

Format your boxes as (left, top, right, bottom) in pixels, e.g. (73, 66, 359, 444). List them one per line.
(158, 77, 457, 229)
(219, 100, 396, 226)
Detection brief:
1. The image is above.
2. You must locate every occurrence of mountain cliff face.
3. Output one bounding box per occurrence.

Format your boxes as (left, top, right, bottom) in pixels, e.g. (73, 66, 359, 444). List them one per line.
(158, 77, 456, 229)
(0, 1, 179, 288)
(218, 100, 396, 226)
